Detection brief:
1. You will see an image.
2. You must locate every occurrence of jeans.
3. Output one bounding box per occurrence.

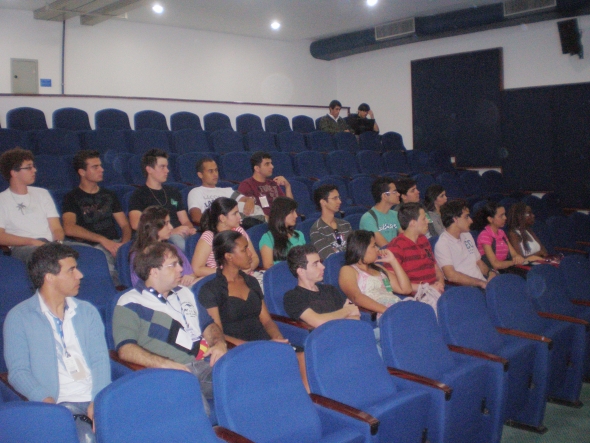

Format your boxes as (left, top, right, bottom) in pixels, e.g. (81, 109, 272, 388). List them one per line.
(59, 401, 95, 443)
(185, 359, 213, 416)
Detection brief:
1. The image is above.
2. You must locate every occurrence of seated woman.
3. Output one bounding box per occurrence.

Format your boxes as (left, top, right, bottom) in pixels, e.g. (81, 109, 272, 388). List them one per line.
(339, 230, 412, 315)
(192, 197, 259, 277)
(424, 184, 447, 236)
(472, 201, 526, 271)
(198, 230, 288, 345)
(259, 197, 306, 269)
(129, 206, 198, 287)
(506, 202, 548, 260)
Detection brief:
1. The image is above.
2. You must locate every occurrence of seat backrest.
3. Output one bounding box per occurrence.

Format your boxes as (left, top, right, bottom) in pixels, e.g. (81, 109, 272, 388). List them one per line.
(305, 130, 335, 152)
(172, 129, 209, 154)
(0, 129, 26, 154)
(382, 150, 410, 175)
(95, 108, 131, 130)
(292, 115, 315, 134)
(527, 264, 576, 315)
(289, 180, 316, 218)
(246, 222, 269, 262)
(31, 128, 80, 155)
(359, 131, 381, 151)
(34, 155, 74, 190)
(175, 152, 206, 185)
(305, 319, 399, 408)
(560, 255, 590, 302)
(0, 402, 78, 443)
(485, 274, 545, 334)
(264, 114, 291, 133)
(482, 170, 506, 195)
(221, 151, 251, 182)
(134, 110, 169, 131)
(460, 170, 485, 198)
(348, 176, 373, 207)
(85, 128, 129, 154)
(381, 131, 406, 151)
(295, 217, 318, 243)
(380, 301, 457, 380)
(357, 150, 384, 175)
(52, 107, 91, 131)
(236, 113, 263, 134)
(333, 131, 359, 152)
(7, 107, 48, 131)
(438, 286, 504, 354)
(210, 129, 244, 154)
(413, 173, 436, 198)
(115, 241, 133, 288)
(326, 150, 360, 178)
(294, 151, 328, 178)
(245, 130, 277, 152)
(322, 251, 344, 288)
(170, 111, 202, 131)
(277, 131, 306, 153)
(407, 150, 433, 174)
(270, 151, 295, 177)
(185, 233, 201, 260)
(204, 112, 232, 132)
(95, 369, 219, 443)
(437, 172, 466, 199)
(131, 129, 169, 156)
(343, 213, 362, 230)
(263, 261, 297, 316)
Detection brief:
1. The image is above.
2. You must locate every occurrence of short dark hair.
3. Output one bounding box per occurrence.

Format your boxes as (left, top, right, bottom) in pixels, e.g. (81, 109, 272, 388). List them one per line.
(196, 157, 215, 174)
(397, 202, 423, 230)
(249, 151, 272, 172)
(133, 242, 180, 282)
(329, 100, 342, 109)
(395, 177, 417, 197)
(0, 148, 34, 182)
(371, 177, 395, 204)
(28, 242, 79, 290)
(213, 230, 243, 268)
(73, 150, 101, 176)
(424, 184, 445, 212)
(287, 244, 318, 277)
(357, 103, 370, 112)
(313, 184, 338, 211)
(472, 201, 501, 232)
(441, 199, 469, 228)
(141, 149, 168, 177)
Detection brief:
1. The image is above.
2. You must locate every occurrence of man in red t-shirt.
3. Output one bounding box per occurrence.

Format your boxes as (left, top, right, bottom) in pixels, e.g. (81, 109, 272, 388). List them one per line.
(386, 202, 445, 294)
(238, 151, 293, 218)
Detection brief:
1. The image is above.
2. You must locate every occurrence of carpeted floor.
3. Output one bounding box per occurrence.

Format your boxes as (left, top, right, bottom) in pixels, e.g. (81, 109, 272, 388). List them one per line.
(501, 384, 590, 443)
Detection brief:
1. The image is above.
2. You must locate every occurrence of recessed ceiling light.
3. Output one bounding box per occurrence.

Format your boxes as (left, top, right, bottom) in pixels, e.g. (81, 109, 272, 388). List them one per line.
(152, 4, 164, 14)
(271, 21, 281, 30)
(367, 0, 378, 6)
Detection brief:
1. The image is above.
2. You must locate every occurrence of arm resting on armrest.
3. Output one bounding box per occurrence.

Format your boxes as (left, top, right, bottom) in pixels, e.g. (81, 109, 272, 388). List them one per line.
(387, 367, 453, 400)
(213, 426, 256, 443)
(109, 350, 146, 371)
(496, 327, 553, 349)
(270, 313, 314, 331)
(309, 393, 380, 436)
(448, 345, 509, 371)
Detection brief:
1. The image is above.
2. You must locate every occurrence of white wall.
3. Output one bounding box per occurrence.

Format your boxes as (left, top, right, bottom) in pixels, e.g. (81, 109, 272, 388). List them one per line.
(335, 16, 590, 148)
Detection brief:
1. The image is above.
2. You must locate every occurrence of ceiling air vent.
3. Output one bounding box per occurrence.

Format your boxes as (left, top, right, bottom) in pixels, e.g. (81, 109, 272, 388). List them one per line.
(503, 0, 556, 17)
(375, 18, 416, 41)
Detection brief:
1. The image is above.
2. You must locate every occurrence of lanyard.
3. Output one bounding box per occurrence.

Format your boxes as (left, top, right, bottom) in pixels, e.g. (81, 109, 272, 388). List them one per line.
(50, 310, 70, 358)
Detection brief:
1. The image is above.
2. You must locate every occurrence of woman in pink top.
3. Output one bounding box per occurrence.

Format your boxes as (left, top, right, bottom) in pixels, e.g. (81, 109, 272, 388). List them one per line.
(473, 201, 525, 271)
(192, 197, 259, 277)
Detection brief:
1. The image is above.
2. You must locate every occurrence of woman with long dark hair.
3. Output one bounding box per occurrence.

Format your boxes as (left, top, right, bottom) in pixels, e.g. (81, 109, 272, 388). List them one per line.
(424, 184, 447, 236)
(506, 202, 548, 260)
(129, 206, 197, 287)
(339, 230, 412, 314)
(259, 197, 306, 269)
(192, 197, 259, 277)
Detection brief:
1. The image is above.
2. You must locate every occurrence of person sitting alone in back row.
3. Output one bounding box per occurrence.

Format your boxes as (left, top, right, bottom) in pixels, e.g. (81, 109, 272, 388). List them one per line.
(346, 103, 379, 136)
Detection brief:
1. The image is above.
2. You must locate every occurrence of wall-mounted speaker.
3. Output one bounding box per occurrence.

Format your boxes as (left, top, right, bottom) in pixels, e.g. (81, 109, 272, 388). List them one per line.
(557, 18, 583, 59)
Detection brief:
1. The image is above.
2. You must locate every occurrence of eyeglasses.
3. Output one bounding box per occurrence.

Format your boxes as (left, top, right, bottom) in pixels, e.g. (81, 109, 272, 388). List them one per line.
(384, 190, 399, 195)
(334, 229, 343, 246)
(160, 260, 180, 269)
(327, 196, 341, 201)
(15, 164, 35, 171)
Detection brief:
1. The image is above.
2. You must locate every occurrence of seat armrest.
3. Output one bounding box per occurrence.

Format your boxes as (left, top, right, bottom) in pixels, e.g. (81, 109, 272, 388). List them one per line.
(109, 350, 146, 371)
(448, 345, 509, 371)
(358, 307, 378, 322)
(537, 312, 590, 331)
(0, 372, 28, 400)
(496, 327, 553, 349)
(270, 314, 314, 331)
(309, 393, 380, 435)
(554, 247, 588, 255)
(576, 241, 590, 247)
(214, 426, 255, 443)
(387, 367, 452, 400)
(571, 299, 590, 307)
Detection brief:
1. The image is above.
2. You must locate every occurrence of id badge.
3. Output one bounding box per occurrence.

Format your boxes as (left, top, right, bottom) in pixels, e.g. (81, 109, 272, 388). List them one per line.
(64, 354, 87, 380)
(259, 195, 269, 208)
(382, 277, 393, 292)
(186, 327, 201, 342)
(175, 329, 194, 350)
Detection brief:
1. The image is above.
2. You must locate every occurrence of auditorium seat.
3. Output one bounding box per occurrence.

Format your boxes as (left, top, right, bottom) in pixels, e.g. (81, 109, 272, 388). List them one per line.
(382, 151, 410, 175)
(131, 129, 170, 156)
(349, 176, 373, 207)
(413, 174, 436, 198)
(95, 108, 132, 130)
(277, 131, 306, 153)
(358, 131, 381, 151)
(430, 150, 455, 174)
(236, 113, 263, 134)
(264, 114, 291, 133)
(407, 150, 434, 175)
(292, 115, 315, 134)
(7, 107, 48, 131)
(85, 128, 130, 154)
(305, 131, 335, 152)
(357, 150, 384, 176)
(0, 129, 26, 154)
(460, 171, 486, 199)
(210, 129, 244, 154)
(245, 130, 277, 152)
(52, 107, 92, 131)
(482, 170, 507, 196)
(381, 131, 407, 152)
(30, 128, 80, 155)
(204, 112, 233, 132)
(437, 172, 467, 199)
(221, 151, 252, 182)
(172, 128, 210, 154)
(34, 155, 75, 190)
(289, 180, 316, 218)
(333, 131, 359, 152)
(170, 111, 202, 131)
(293, 151, 330, 179)
(326, 150, 362, 179)
(134, 110, 169, 131)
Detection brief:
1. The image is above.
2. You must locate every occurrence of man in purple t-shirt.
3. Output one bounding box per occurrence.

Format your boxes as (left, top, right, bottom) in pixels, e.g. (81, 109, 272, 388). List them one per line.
(238, 151, 293, 218)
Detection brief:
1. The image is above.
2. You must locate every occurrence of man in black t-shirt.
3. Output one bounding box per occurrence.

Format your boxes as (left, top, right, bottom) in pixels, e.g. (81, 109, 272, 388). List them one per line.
(63, 150, 132, 285)
(128, 149, 196, 253)
(347, 103, 379, 136)
(284, 244, 360, 327)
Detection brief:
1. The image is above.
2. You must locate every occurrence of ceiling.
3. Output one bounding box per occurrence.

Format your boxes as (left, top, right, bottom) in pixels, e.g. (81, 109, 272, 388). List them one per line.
(0, 0, 508, 41)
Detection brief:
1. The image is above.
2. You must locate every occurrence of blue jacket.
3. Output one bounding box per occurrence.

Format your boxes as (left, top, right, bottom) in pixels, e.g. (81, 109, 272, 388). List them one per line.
(3, 292, 111, 402)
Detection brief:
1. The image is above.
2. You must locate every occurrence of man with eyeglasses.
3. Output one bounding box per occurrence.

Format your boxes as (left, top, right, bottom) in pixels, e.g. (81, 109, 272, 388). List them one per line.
(112, 242, 226, 415)
(309, 184, 352, 260)
(0, 148, 66, 263)
(359, 177, 401, 247)
(434, 200, 495, 289)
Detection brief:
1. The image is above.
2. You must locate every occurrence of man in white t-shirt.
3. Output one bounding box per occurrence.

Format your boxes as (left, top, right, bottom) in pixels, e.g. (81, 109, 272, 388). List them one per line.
(0, 148, 65, 263)
(434, 200, 496, 289)
(187, 157, 264, 229)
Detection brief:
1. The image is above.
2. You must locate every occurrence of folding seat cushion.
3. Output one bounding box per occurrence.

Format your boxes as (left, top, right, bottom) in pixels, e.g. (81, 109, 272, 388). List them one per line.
(0, 402, 78, 443)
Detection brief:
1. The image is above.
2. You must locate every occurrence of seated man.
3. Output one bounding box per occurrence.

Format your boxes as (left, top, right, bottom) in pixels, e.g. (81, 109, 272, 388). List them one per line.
(0, 148, 66, 263)
(112, 242, 227, 415)
(386, 202, 445, 294)
(396, 176, 436, 237)
(238, 151, 293, 219)
(434, 200, 496, 289)
(4, 243, 111, 443)
(187, 156, 264, 229)
(359, 177, 401, 247)
(346, 103, 379, 135)
(309, 184, 352, 261)
(62, 150, 132, 285)
(128, 149, 195, 252)
(317, 100, 351, 134)
(284, 244, 360, 327)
